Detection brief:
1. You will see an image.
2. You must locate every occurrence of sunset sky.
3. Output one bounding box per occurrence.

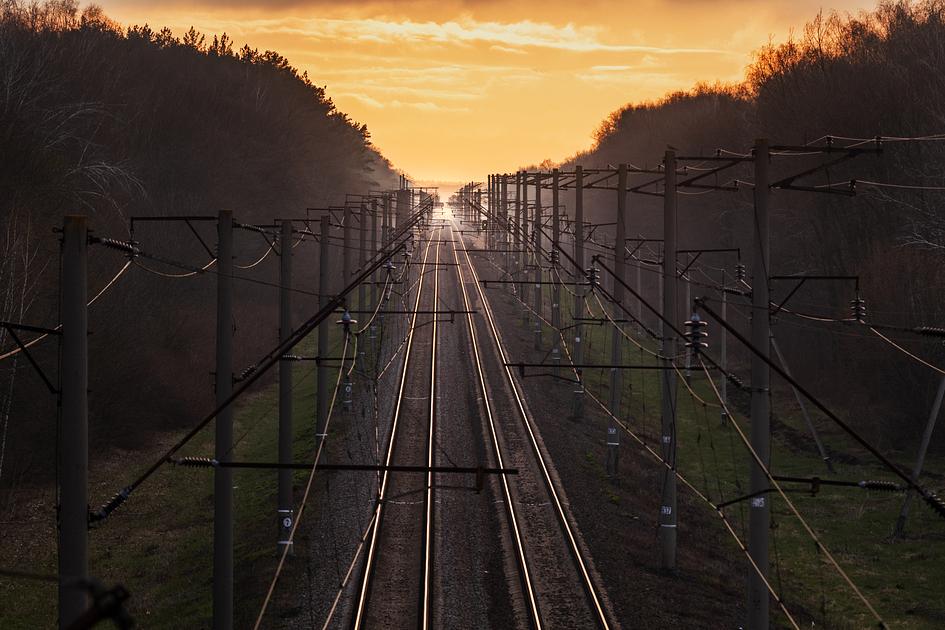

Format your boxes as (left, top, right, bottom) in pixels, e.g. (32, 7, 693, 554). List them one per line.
(102, 0, 875, 182)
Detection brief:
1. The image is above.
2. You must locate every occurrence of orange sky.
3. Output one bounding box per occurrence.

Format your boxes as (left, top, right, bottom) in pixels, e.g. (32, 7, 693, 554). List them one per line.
(103, 0, 876, 182)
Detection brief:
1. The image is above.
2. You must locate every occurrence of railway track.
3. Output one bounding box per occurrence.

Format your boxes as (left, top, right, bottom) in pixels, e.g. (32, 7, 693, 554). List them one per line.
(345, 209, 613, 629)
(351, 227, 439, 629)
(449, 220, 614, 630)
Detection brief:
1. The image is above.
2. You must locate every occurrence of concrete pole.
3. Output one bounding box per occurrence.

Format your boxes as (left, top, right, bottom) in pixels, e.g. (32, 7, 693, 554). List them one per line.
(485, 175, 490, 248)
(278, 221, 294, 554)
(371, 200, 379, 316)
(552, 169, 561, 372)
(659, 245, 664, 338)
(502, 175, 511, 287)
(59, 216, 88, 629)
(343, 205, 353, 300)
(512, 171, 524, 271)
(572, 166, 585, 421)
(359, 203, 367, 312)
(893, 375, 945, 537)
(610, 164, 627, 416)
(492, 174, 497, 250)
(488, 174, 494, 250)
(748, 138, 771, 630)
(397, 188, 409, 231)
(317, 216, 331, 440)
(521, 172, 530, 322)
(382, 194, 390, 247)
(495, 175, 499, 251)
(514, 172, 522, 298)
(684, 275, 692, 383)
(357, 203, 367, 370)
(533, 173, 543, 350)
(720, 273, 729, 425)
(659, 152, 678, 572)
(213, 210, 234, 630)
(476, 189, 482, 232)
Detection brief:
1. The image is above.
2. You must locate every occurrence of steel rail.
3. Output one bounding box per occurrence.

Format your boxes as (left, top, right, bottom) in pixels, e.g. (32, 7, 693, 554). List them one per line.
(352, 231, 435, 629)
(448, 223, 543, 629)
(455, 222, 612, 630)
(421, 228, 440, 630)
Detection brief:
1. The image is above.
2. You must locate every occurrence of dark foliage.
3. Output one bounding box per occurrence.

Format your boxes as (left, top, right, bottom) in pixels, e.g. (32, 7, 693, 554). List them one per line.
(0, 0, 397, 484)
(563, 0, 945, 446)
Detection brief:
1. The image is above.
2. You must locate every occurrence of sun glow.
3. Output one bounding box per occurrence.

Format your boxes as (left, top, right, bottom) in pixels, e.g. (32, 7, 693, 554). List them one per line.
(104, 0, 876, 182)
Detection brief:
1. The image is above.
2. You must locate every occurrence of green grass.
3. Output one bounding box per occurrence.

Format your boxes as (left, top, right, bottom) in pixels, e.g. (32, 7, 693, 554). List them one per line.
(0, 329, 357, 628)
(535, 291, 945, 629)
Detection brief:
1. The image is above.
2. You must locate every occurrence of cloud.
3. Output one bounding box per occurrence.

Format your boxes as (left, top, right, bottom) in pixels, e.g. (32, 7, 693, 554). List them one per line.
(590, 65, 632, 72)
(576, 69, 682, 89)
(490, 44, 527, 55)
(333, 92, 470, 112)
(200, 16, 733, 55)
(331, 81, 482, 101)
(389, 100, 471, 112)
(335, 92, 386, 108)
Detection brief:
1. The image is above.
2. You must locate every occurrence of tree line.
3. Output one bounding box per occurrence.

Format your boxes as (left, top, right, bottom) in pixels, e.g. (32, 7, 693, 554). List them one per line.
(0, 0, 399, 487)
(561, 0, 945, 448)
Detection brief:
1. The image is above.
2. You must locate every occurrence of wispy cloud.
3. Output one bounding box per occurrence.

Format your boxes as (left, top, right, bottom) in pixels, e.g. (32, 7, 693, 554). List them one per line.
(209, 16, 733, 55)
(334, 93, 470, 112)
(336, 92, 386, 108)
(391, 100, 470, 112)
(490, 44, 527, 55)
(103, 0, 876, 181)
(331, 81, 482, 101)
(577, 69, 682, 88)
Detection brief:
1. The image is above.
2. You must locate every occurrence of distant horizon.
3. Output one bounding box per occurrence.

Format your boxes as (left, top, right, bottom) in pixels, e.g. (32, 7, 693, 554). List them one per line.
(101, 0, 876, 180)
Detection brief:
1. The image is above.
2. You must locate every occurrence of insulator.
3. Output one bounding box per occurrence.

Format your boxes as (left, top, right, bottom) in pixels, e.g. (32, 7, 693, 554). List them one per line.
(587, 266, 600, 288)
(337, 310, 358, 327)
(924, 492, 945, 519)
(91, 236, 139, 255)
(726, 372, 748, 391)
(236, 364, 257, 381)
(735, 262, 746, 282)
(88, 486, 132, 523)
(859, 480, 901, 492)
(850, 296, 867, 321)
(684, 313, 708, 354)
(175, 456, 218, 468)
(915, 326, 945, 337)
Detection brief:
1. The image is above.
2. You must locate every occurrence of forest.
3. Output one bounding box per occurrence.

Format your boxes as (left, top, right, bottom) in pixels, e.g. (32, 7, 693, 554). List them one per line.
(1, 0, 944, 627)
(561, 0, 945, 446)
(0, 0, 398, 490)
